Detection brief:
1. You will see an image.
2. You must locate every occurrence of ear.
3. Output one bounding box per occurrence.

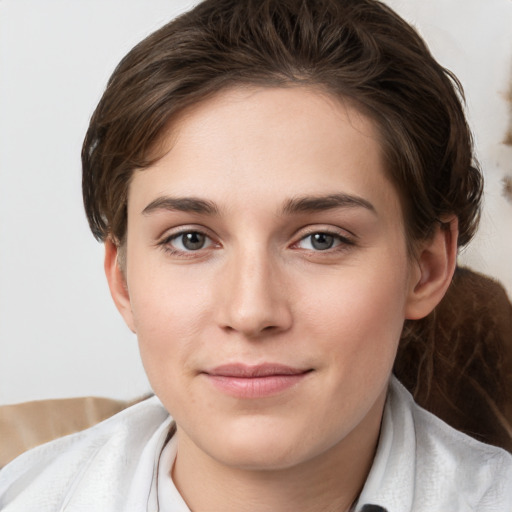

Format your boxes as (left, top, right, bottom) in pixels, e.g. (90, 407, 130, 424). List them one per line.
(104, 239, 136, 333)
(405, 217, 458, 320)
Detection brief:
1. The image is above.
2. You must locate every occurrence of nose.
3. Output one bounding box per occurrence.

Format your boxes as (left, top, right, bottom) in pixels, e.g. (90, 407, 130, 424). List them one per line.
(215, 247, 293, 338)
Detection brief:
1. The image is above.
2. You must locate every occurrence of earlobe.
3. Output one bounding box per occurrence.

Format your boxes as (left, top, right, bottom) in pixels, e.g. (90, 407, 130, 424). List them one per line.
(405, 217, 458, 320)
(104, 239, 136, 333)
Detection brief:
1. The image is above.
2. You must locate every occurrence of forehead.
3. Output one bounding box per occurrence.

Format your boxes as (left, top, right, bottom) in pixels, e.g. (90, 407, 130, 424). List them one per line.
(127, 86, 402, 224)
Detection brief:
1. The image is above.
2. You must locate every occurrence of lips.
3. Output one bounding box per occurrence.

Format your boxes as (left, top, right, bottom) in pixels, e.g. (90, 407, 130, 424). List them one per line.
(203, 363, 312, 398)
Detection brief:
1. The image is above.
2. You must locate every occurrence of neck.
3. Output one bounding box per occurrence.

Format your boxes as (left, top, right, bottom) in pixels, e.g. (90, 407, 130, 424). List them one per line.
(170, 394, 385, 512)
(174, 457, 361, 512)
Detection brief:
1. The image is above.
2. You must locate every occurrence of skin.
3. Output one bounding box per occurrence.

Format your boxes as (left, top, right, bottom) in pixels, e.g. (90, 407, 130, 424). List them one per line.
(106, 86, 457, 512)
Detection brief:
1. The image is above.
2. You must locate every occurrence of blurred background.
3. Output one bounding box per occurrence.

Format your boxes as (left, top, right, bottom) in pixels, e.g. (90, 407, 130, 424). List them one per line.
(1, 0, 511, 405)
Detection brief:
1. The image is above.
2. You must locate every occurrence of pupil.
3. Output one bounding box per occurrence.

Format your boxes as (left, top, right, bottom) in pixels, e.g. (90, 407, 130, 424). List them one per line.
(183, 232, 205, 250)
(311, 233, 334, 250)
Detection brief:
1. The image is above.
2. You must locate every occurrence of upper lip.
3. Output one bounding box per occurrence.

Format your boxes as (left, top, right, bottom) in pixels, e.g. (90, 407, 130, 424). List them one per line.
(205, 363, 311, 378)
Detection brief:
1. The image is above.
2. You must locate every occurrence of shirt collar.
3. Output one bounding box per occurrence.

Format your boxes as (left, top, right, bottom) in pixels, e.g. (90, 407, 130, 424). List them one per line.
(353, 376, 416, 512)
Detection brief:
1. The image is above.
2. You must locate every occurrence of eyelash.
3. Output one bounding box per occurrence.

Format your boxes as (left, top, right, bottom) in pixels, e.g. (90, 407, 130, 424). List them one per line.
(157, 227, 356, 258)
(157, 228, 218, 258)
(293, 229, 355, 253)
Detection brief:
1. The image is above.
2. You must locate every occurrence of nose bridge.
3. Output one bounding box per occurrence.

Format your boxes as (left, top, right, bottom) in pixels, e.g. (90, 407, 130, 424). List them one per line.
(217, 242, 291, 337)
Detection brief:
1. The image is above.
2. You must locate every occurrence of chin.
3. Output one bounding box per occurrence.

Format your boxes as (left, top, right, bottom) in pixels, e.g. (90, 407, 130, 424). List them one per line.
(213, 443, 308, 472)
(198, 418, 326, 472)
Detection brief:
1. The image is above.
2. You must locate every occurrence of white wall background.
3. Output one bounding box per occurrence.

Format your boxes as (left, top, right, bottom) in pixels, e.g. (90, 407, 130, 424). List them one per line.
(1, 0, 511, 405)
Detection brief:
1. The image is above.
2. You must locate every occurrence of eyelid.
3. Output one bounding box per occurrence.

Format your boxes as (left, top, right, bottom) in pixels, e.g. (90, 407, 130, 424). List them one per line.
(158, 223, 218, 239)
(291, 225, 356, 243)
(157, 225, 220, 255)
(289, 225, 357, 255)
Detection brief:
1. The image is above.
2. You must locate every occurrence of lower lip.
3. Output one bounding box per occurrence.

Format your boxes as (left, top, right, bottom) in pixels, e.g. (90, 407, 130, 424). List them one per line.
(205, 373, 309, 398)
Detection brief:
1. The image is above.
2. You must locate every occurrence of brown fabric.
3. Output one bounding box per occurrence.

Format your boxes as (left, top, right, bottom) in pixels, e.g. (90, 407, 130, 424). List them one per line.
(0, 396, 128, 467)
(395, 267, 512, 452)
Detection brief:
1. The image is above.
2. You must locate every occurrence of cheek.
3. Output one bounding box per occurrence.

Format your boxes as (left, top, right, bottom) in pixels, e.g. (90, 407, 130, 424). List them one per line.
(127, 264, 213, 382)
(293, 262, 408, 427)
(297, 258, 409, 364)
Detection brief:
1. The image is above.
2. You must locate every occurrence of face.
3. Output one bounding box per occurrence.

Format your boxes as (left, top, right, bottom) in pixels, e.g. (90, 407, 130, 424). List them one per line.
(115, 86, 421, 472)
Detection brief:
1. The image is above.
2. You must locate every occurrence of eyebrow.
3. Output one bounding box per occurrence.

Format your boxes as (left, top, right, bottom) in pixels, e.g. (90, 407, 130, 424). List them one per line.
(281, 193, 376, 215)
(142, 196, 219, 216)
(141, 193, 376, 217)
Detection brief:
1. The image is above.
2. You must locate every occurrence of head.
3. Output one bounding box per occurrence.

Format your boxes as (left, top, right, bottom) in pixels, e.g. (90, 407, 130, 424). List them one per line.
(81, 0, 482, 480)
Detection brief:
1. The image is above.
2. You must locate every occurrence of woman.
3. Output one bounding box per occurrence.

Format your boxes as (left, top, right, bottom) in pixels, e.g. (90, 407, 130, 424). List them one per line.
(1, 0, 511, 510)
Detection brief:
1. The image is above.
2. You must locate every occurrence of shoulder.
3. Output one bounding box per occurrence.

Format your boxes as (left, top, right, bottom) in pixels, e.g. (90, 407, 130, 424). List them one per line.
(391, 377, 512, 510)
(0, 396, 171, 511)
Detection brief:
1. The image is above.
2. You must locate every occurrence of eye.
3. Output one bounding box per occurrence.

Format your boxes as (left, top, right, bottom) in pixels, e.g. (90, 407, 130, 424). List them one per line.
(166, 231, 214, 252)
(296, 232, 352, 251)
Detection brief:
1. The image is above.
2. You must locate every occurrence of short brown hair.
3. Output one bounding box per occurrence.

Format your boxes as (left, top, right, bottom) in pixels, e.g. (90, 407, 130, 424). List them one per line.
(82, 0, 482, 250)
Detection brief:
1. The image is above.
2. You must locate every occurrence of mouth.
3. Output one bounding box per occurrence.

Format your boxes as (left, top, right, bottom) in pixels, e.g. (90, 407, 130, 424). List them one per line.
(202, 363, 313, 398)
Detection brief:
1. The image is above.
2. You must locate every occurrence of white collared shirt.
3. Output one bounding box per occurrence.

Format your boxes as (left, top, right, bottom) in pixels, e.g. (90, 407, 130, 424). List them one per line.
(353, 379, 512, 511)
(1, 377, 511, 511)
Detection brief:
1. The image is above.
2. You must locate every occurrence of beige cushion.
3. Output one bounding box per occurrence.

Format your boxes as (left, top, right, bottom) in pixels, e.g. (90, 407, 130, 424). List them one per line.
(0, 396, 128, 467)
